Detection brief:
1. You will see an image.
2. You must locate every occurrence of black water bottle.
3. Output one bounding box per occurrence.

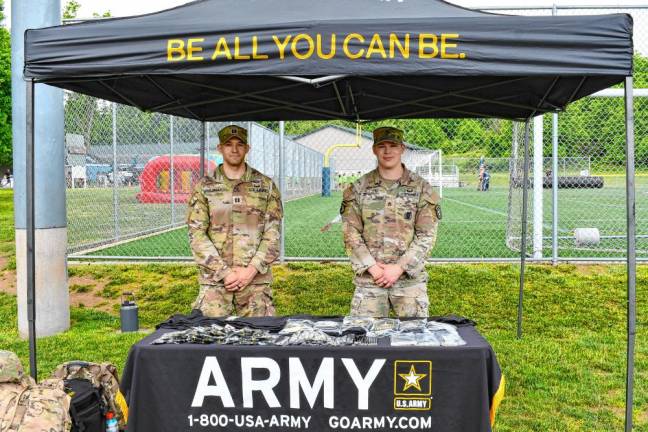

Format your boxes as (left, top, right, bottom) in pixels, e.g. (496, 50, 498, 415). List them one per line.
(120, 292, 139, 332)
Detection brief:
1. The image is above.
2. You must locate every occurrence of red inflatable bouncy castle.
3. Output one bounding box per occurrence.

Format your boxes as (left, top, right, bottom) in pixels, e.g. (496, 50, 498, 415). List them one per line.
(137, 155, 217, 203)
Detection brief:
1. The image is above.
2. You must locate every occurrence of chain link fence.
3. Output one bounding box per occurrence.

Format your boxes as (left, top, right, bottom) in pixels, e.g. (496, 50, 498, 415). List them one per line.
(64, 99, 324, 258)
(64, 4, 647, 262)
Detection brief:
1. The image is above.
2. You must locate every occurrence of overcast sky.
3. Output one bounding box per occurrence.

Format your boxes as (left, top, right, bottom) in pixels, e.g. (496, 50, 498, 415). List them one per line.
(4, 0, 648, 26)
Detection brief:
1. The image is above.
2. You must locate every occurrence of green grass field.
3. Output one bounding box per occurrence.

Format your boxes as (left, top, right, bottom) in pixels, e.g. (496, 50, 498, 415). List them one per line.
(2, 188, 648, 430)
(81, 173, 648, 259)
(1, 263, 647, 431)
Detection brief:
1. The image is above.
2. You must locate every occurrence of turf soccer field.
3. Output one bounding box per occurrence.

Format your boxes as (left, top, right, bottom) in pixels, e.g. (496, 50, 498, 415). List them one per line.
(74, 173, 648, 260)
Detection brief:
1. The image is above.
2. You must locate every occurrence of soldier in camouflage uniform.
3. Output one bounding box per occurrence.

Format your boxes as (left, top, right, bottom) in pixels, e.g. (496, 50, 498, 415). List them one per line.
(341, 127, 441, 318)
(187, 126, 283, 317)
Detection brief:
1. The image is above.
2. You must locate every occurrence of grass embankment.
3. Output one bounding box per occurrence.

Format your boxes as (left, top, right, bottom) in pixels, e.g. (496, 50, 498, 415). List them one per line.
(0, 262, 647, 431)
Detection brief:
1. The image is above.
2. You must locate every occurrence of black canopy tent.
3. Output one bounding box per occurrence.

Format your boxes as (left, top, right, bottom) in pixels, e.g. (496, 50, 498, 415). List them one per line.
(22, 0, 636, 429)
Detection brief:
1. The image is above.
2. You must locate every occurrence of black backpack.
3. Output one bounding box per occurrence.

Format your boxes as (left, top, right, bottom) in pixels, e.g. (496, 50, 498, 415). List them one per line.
(65, 378, 106, 432)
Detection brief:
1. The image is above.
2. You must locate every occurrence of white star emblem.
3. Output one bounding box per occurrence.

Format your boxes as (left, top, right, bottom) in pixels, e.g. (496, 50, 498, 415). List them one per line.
(398, 365, 426, 392)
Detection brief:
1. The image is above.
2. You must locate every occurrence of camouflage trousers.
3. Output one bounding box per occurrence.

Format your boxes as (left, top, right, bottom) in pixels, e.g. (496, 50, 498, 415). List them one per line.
(193, 283, 275, 317)
(350, 281, 429, 318)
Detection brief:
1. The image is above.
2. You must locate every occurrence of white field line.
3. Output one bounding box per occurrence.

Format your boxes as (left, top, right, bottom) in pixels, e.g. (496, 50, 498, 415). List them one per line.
(444, 197, 571, 233)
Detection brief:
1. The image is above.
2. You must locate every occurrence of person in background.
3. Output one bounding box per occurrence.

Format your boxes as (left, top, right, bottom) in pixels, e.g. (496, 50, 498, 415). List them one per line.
(1, 169, 13, 189)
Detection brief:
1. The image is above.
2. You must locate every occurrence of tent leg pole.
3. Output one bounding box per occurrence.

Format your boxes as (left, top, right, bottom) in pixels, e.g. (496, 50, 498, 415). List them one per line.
(26, 79, 37, 380)
(552, 113, 559, 265)
(518, 120, 531, 340)
(624, 76, 636, 432)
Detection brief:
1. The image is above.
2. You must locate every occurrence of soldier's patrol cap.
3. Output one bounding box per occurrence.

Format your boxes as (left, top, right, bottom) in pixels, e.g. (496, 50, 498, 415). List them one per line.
(373, 127, 404, 146)
(218, 126, 248, 145)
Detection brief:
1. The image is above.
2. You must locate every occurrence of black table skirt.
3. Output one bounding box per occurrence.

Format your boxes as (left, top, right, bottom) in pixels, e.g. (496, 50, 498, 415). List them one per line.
(121, 317, 504, 432)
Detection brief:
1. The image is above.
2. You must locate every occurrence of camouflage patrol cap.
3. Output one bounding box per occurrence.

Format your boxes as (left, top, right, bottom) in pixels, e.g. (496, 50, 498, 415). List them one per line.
(373, 126, 404, 146)
(218, 126, 248, 145)
(0, 350, 24, 383)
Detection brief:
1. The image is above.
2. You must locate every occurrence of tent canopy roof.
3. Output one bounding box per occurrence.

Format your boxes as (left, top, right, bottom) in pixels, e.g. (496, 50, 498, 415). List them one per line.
(24, 0, 633, 121)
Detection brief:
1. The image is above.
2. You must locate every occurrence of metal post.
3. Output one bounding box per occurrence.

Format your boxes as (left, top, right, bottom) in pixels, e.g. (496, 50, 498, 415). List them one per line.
(247, 121, 253, 167)
(552, 113, 559, 265)
(533, 115, 543, 259)
(170, 116, 175, 224)
(624, 76, 636, 432)
(518, 119, 531, 339)
(262, 127, 267, 173)
(279, 121, 286, 263)
(206, 122, 211, 173)
(438, 150, 443, 198)
(200, 122, 206, 178)
(25, 79, 37, 379)
(112, 103, 119, 240)
(512, 123, 519, 173)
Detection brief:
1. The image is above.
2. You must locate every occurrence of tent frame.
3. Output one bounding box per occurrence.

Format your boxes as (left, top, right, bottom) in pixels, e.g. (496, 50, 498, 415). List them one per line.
(24, 70, 636, 430)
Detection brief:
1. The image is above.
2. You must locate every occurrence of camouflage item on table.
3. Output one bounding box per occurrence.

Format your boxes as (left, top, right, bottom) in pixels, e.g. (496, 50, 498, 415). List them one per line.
(187, 163, 283, 287)
(152, 324, 277, 345)
(274, 330, 356, 346)
(193, 283, 275, 317)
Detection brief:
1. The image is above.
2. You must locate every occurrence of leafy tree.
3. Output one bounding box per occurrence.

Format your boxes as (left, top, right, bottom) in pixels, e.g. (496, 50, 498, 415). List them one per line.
(63, 1, 111, 149)
(0, 1, 11, 168)
(63, 1, 81, 20)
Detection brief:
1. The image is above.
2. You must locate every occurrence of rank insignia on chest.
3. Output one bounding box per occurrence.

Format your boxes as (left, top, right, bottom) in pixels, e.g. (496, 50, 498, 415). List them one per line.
(404, 211, 412, 220)
(233, 196, 243, 205)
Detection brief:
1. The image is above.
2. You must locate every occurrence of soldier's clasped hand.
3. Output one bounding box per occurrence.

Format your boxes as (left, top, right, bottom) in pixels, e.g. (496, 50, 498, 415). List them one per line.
(374, 263, 404, 288)
(233, 265, 258, 291)
(224, 271, 241, 292)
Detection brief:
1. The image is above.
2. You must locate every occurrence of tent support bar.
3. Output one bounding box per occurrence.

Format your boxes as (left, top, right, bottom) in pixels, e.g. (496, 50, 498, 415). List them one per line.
(366, 92, 523, 120)
(624, 75, 636, 432)
(362, 76, 538, 115)
(566, 77, 587, 106)
(25, 78, 37, 379)
(33, 75, 132, 85)
(98, 80, 143, 111)
(278, 75, 347, 87)
(530, 77, 560, 118)
(333, 81, 347, 116)
(346, 82, 360, 120)
(205, 104, 338, 121)
(150, 80, 304, 113)
(165, 76, 343, 118)
(145, 76, 201, 120)
(518, 119, 531, 339)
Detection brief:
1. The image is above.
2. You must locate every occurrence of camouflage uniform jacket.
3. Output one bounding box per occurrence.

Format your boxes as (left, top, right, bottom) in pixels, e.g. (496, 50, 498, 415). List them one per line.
(341, 167, 440, 285)
(187, 164, 283, 285)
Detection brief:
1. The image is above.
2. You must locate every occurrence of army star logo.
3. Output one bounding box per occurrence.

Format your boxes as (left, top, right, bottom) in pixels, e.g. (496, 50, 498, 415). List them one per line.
(398, 365, 426, 392)
(393, 360, 432, 410)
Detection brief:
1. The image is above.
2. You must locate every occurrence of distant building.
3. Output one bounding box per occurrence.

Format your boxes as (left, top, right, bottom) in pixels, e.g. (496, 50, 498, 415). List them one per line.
(293, 124, 437, 176)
